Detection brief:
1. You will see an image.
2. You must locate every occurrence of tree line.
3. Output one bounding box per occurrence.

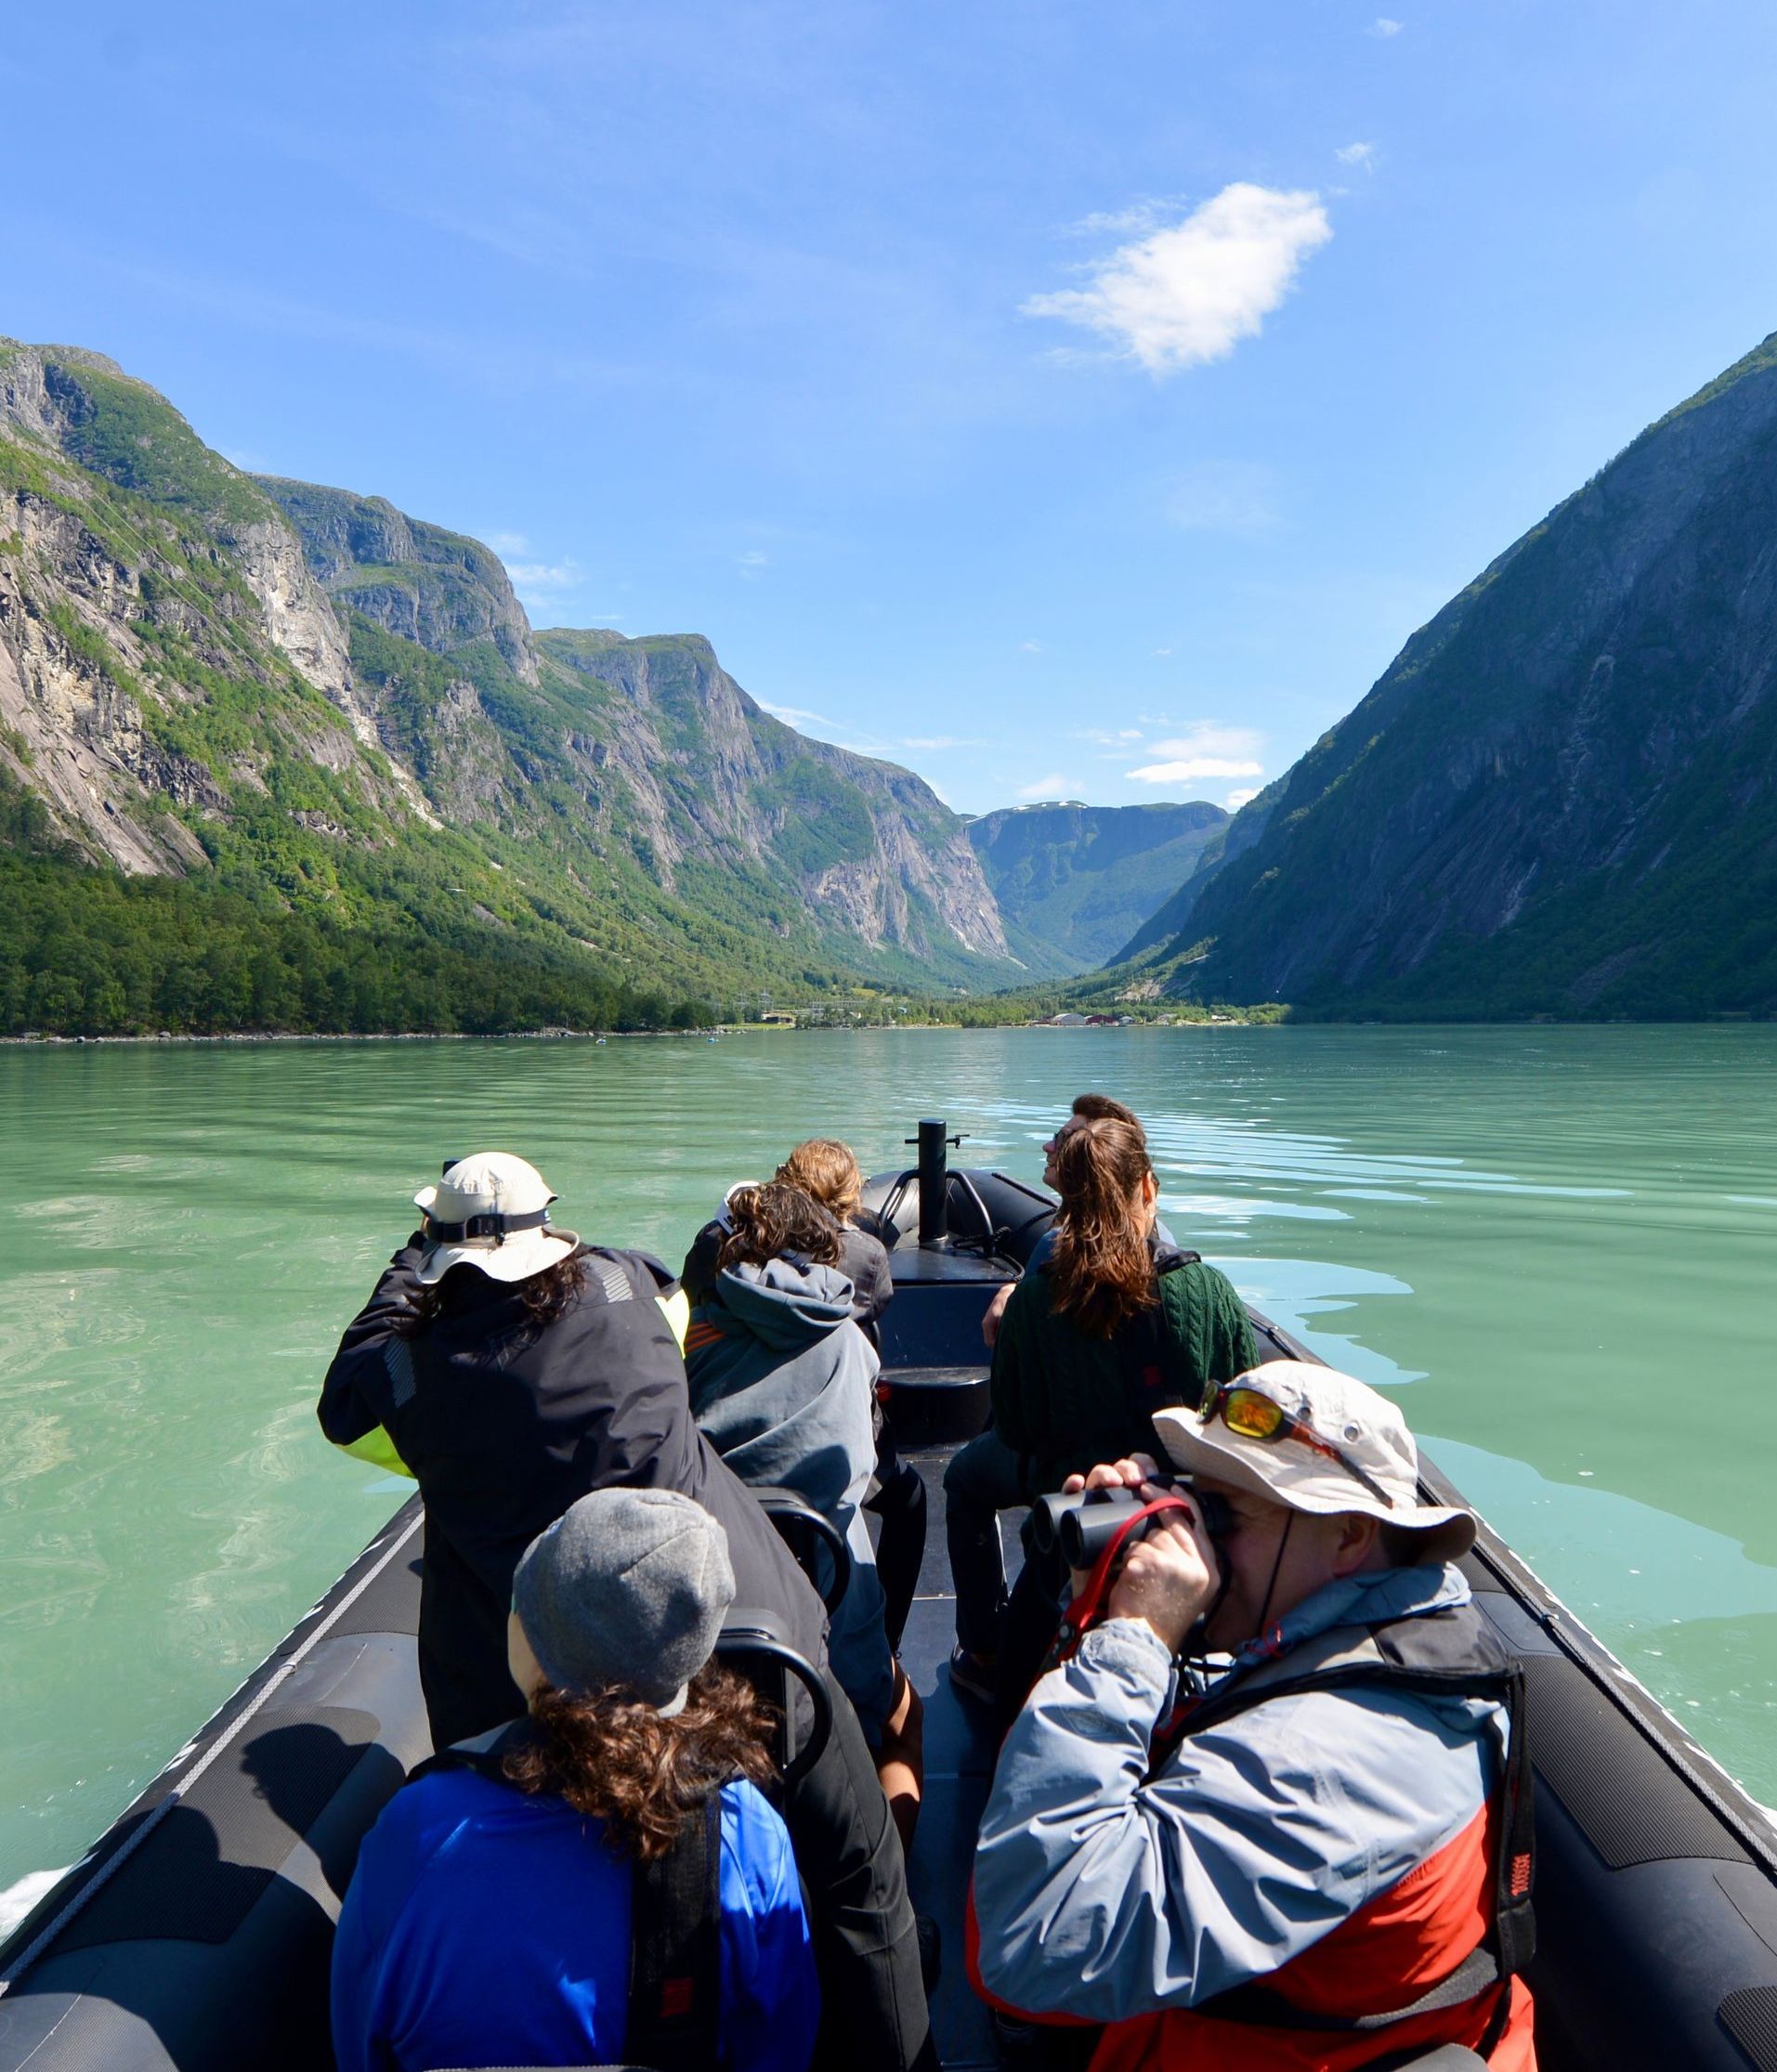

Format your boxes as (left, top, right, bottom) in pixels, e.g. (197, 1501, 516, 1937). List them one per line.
(0, 842, 717, 1038)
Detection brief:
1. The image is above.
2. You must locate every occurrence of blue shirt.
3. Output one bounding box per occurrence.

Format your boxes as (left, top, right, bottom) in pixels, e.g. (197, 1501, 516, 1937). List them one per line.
(332, 1766, 819, 2072)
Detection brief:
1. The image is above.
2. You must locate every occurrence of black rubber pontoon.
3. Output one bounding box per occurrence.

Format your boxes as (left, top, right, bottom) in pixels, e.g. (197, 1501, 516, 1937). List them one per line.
(5, 1125, 1777, 2070)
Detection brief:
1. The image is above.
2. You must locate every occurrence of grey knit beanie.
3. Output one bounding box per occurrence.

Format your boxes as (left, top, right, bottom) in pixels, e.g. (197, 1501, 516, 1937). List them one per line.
(512, 1488, 736, 1714)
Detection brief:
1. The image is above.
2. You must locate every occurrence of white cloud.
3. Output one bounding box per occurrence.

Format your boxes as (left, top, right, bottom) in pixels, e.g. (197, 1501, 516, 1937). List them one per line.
(1153, 646, 1174, 658)
(1022, 183, 1333, 375)
(1017, 774, 1074, 801)
(1019, 639, 1043, 654)
(486, 529, 531, 554)
(1074, 727, 1144, 746)
(736, 549, 770, 578)
(1067, 199, 1174, 237)
(1167, 460, 1280, 535)
(504, 556, 583, 602)
(1126, 722, 1265, 786)
(1336, 141, 1378, 170)
(221, 446, 271, 472)
(759, 699, 841, 731)
(1130, 758, 1264, 784)
(902, 736, 987, 750)
(1225, 787, 1261, 811)
(1369, 17, 1404, 35)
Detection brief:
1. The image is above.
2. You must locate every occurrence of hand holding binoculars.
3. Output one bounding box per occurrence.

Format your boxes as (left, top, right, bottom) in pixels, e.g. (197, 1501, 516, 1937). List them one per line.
(1029, 1479, 1233, 1571)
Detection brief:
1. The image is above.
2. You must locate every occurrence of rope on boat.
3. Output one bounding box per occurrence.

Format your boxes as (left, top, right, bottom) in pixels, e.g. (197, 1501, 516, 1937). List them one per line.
(0, 1505, 426, 1996)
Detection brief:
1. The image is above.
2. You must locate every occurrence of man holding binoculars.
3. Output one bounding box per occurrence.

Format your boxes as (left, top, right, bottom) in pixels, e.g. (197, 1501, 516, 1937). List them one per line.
(971, 1362, 1538, 2072)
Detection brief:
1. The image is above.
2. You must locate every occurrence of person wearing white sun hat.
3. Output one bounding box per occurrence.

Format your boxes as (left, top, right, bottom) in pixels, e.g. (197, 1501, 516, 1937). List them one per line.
(971, 1361, 1538, 2072)
(409, 1151, 581, 1284)
(318, 1152, 937, 2072)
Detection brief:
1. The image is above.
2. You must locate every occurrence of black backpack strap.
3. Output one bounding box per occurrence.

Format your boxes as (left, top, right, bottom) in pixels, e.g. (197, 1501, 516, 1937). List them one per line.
(626, 1794, 724, 2072)
(408, 1718, 538, 1787)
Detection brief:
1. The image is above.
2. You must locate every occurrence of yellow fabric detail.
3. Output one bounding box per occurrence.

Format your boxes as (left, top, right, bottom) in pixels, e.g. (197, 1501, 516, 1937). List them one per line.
(334, 1423, 414, 1479)
(658, 1285, 690, 1351)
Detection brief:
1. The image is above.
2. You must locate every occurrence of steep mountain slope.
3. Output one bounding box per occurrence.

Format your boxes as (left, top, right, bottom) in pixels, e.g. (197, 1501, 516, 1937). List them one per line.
(965, 799, 1228, 973)
(0, 337, 1020, 1033)
(260, 476, 1010, 985)
(1130, 332, 1777, 1018)
(0, 342, 731, 1030)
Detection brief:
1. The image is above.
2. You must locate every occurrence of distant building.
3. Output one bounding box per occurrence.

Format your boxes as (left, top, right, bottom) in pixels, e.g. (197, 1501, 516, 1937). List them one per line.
(1046, 1011, 1089, 1027)
(759, 1010, 798, 1026)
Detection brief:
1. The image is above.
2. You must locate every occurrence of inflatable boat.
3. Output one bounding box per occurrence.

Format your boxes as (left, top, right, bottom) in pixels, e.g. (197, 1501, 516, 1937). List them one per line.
(3, 1120, 1776, 2071)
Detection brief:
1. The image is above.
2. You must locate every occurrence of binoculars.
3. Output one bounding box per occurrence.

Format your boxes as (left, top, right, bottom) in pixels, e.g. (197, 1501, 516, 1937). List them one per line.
(1030, 1480, 1233, 1570)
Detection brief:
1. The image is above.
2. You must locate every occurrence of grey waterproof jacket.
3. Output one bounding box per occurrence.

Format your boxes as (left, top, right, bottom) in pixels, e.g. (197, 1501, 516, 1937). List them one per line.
(973, 1563, 1508, 2021)
(687, 1258, 895, 1738)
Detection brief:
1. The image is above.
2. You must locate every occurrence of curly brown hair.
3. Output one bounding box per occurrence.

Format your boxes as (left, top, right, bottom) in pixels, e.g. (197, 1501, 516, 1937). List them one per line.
(396, 1250, 589, 1338)
(502, 1664, 779, 1860)
(717, 1181, 844, 1271)
(775, 1138, 864, 1222)
(1049, 1116, 1158, 1339)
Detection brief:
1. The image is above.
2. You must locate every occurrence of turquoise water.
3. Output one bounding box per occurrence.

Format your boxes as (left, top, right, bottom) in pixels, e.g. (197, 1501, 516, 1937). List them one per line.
(4, 1025, 1775, 1902)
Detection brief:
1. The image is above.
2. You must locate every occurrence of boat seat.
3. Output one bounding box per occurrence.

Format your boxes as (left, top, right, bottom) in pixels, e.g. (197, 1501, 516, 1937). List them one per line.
(712, 1605, 832, 1785)
(752, 1484, 852, 1613)
(1389, 2050, 1488, 2070)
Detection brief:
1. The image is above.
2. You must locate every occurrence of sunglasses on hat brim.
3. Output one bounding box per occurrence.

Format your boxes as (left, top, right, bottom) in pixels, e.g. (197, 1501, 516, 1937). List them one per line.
(1199, 1380, 1397, 1511)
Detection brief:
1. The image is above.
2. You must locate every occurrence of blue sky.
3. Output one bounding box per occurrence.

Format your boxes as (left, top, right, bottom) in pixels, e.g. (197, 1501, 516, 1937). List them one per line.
(7, 1, 1777, 816)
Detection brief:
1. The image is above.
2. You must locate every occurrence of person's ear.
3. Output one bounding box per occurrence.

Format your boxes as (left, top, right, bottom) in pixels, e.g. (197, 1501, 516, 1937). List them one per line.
(1141, 1169, 1159, 1207)
(1329, 1512, 1382, 1577)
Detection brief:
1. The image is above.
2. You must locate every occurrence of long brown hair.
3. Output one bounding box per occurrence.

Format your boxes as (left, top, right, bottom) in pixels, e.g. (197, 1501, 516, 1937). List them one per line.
(502, 1664, 778, 1860)
(717, 1181, 844, 1271)
(397, 1251, 589, 1338)
(775, 1138, 864, 1222)
(1049, 1116, 1157, 1338)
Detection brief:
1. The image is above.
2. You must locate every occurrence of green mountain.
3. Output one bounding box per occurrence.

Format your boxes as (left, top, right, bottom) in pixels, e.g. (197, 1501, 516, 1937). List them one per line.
(966, 799, 1228, 974)
(1122, 332, 1777, 1019)
(0, 338, 1015, 1035)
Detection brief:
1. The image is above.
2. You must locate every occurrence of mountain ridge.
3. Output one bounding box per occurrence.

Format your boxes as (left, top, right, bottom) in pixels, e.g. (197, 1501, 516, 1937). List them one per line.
(1120, 331, 1777, 1018)
(967, 798, 1228, 974)
(0, 335, 1053, 1030)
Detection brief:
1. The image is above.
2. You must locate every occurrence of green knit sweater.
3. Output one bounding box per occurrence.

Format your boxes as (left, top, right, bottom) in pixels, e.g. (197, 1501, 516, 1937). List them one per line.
(989, 1256, 1257, 1495)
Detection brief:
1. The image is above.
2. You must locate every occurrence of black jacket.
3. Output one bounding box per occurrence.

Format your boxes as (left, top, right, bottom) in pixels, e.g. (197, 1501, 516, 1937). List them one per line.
(318, 1236, 830, 1747)
(682, 1219, 895, 1349)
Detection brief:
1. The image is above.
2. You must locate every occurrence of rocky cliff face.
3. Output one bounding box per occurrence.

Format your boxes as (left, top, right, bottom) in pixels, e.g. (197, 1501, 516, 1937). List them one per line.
(536, 631, 1007, 965)
(0, 341, 400, 877)
(258, 477, 539, 685)
(1130, 333, 1777, 1017)
(0, 335, 1020, 1002)
(967, 799, 1229, 973)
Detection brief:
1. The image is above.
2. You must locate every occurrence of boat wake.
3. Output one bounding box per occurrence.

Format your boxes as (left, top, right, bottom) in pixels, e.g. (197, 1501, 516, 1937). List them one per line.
(0, 1871, 65, 1942)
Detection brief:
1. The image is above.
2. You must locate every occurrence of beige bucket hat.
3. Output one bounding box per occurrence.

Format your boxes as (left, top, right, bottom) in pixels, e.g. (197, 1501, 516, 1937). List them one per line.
(1152, 1361, 1477, 1566)
(412, 1153, 580, 1286)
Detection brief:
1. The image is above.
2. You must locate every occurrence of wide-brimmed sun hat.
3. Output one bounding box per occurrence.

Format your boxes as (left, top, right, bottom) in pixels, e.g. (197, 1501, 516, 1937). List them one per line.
(412, 1152, 580, 1286)
(1153, 1360, 1477, 1566)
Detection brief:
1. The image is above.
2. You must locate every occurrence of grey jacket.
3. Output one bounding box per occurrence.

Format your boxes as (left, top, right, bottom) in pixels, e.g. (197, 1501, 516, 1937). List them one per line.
(973, 1563, 1505, 2022)
(687, 1258, 895, 1738)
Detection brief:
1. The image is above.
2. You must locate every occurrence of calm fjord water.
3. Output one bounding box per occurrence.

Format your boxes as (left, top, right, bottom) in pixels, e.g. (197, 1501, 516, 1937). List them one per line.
(4, 1025, 1775, 1896)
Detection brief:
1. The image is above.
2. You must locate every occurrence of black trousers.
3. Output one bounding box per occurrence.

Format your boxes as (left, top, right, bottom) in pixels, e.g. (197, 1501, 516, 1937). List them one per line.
(786, 1664, 936, 2072)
